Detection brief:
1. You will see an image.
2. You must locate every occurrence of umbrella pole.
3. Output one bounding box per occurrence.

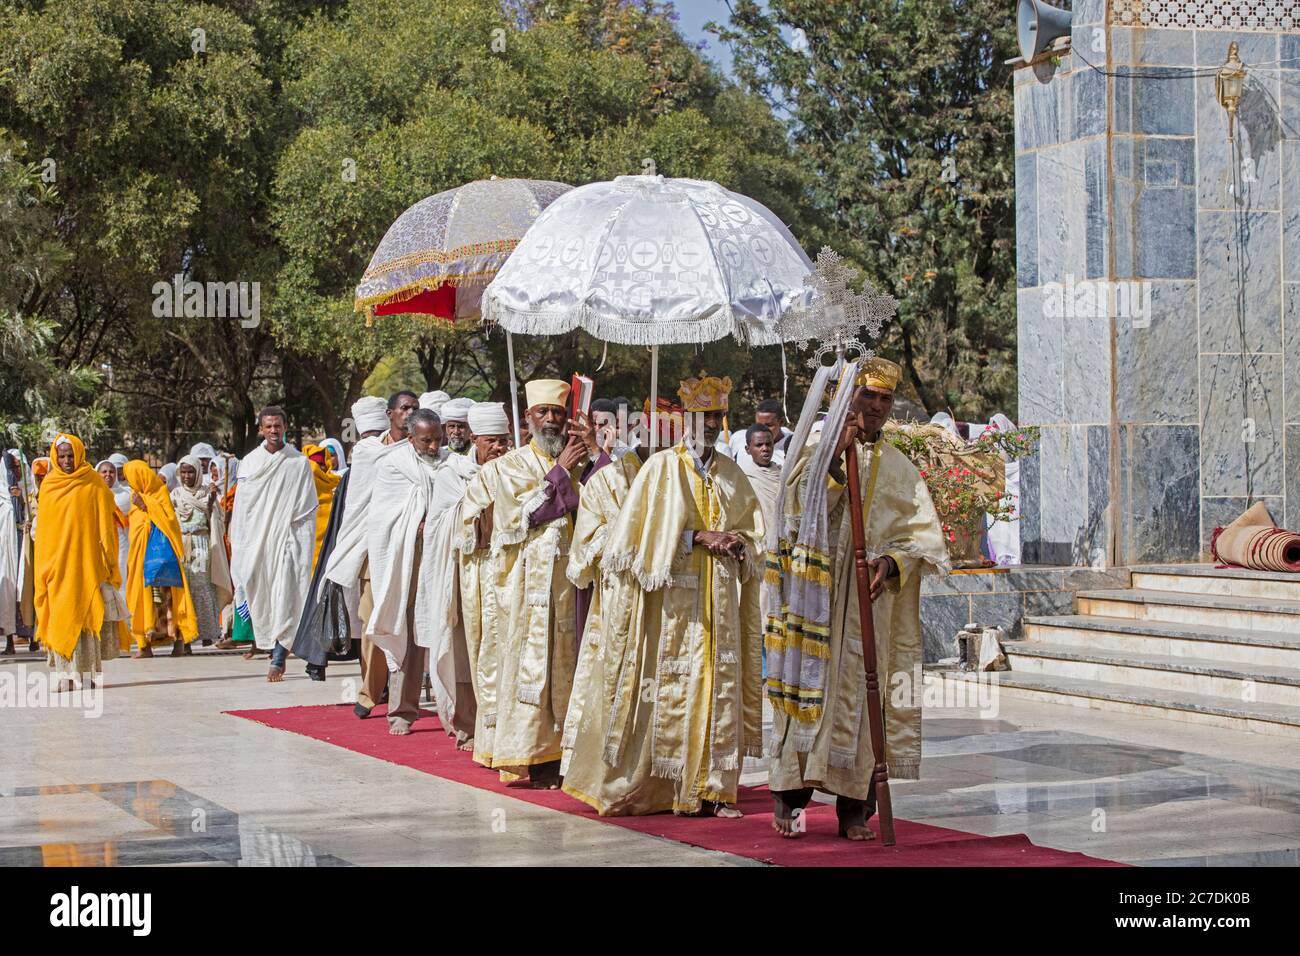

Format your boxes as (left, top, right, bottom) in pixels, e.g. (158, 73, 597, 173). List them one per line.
(648, 345, 659, 452)
(506, 331, 522, 448)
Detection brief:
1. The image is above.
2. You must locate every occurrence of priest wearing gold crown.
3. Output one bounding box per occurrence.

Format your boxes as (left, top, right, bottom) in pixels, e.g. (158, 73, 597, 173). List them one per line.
(456, 379, 587, 788)
(766, 357, 948, 840)
(562, 373, 765, 817)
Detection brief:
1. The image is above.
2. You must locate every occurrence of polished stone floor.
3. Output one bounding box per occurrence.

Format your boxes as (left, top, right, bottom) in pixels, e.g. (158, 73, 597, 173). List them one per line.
(2, 649, 1297, 866)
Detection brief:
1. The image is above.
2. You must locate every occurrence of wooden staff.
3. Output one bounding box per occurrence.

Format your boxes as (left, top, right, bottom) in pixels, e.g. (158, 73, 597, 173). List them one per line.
(843, 436, 896, 845)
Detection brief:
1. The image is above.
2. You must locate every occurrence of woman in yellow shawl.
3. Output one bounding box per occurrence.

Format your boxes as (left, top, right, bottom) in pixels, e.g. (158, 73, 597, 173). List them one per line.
(33, 434, 129, 687)
(302, 444, 341, 571)
(123, 460, 198, 657)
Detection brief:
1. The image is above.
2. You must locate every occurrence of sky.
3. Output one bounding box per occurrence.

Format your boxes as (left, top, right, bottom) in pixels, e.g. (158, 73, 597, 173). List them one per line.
(672, 0, 742, 78)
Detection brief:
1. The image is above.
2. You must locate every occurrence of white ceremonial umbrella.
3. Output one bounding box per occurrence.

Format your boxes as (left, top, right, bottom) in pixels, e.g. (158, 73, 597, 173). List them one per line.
(482, 175, 817, 445)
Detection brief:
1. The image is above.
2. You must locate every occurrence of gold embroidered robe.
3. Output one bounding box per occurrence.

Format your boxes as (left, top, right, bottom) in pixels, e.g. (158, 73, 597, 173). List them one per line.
(767, 437, 948, 798)
(559, 451, 641, 776)
(562, 444, 765, 816)
(456, 442, 579, 776)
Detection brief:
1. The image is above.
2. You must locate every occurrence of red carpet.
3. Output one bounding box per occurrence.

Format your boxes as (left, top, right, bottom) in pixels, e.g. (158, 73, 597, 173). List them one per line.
(226, 704, 1122, 867)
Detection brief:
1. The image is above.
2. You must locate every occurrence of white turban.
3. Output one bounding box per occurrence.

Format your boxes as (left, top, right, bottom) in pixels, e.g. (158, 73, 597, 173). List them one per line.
(467, 402, 509, 436)
(108, 453, 128, 468)
(351, 396, 389, 435)
(190, 442, 216, 460)
(419, 390, 450, 414)
(441, 397, 475, 423)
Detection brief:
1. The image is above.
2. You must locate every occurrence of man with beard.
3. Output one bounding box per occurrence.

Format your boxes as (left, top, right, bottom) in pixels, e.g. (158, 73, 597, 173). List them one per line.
(457, 381, 585, 788)
(562, 374, 765, 817)
(440, 398, 475, 456)
(366, 409, 477, 735)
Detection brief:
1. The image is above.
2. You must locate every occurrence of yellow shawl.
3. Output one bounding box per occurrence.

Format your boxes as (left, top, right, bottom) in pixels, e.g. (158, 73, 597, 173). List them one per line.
(303, 444, 340, 568)
(33, 435, 129, 659)
(123, 461, 198, 643)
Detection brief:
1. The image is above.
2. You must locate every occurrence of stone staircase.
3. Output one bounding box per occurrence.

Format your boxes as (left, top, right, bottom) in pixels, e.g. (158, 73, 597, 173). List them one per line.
(950, 564, 1300, 738)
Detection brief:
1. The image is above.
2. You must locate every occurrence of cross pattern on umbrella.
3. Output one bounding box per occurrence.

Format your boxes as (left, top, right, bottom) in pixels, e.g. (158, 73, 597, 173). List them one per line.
(783, 246, 899, 369)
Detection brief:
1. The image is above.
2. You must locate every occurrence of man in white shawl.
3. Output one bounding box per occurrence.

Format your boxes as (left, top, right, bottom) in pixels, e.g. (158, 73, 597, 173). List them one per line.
(228, 405, 318, 680)
(1, 450, 26, 651)
(365, 409, 478, 735)
(323, 393, 413, 718)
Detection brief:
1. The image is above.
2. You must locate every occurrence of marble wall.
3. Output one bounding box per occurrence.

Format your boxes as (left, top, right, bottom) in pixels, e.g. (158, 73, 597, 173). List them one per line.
(1014, 0, 1300, 566)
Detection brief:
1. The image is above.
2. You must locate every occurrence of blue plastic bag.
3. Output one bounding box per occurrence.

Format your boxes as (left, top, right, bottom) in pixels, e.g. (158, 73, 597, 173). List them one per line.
(143, 523, 183, 588)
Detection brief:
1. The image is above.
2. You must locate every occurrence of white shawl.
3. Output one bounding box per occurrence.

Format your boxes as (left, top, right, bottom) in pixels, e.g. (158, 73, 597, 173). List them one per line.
(323, 436, 395, 589)
(364, 445, 475, 675)
(228, 442, 318, 650)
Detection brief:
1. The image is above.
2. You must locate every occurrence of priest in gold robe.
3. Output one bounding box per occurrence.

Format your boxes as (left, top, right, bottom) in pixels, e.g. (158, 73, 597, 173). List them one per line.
(562, 374, 765, 817)
(766, 357, 948, 840)
(456, 379, 586, 788)
(559, 401, 642, 778)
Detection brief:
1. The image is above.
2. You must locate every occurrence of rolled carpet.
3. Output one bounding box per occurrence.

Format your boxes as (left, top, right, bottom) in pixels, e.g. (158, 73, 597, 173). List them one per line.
(1211, 501, 1300, 572)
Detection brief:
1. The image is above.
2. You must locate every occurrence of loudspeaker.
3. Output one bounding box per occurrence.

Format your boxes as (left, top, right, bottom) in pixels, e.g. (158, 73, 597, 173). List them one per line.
(1016, 0, 1073, 63)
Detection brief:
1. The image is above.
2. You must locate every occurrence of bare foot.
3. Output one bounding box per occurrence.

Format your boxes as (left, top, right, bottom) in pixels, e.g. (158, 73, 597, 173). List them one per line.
(713, 803, 743, 820)
(772, 816, 802, 838)
(267, 665, 285, 683)
(389, 718, 413, 736)
(242, 648, 263, 660)
(456, 737, 474, 752)
(841, 825, 876, 842)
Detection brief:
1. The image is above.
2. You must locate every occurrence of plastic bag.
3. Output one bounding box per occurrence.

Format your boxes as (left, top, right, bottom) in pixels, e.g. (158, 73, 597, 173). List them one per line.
(143, 524, 183, 588)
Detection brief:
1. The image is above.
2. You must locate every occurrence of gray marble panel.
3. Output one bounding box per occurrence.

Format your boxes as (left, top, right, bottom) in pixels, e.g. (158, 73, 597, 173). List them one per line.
(1039, 425, 1089, 565)
(970, 591, 1024, 637)
(1198, 210, 1282, 354)
(1283, 35, 1300, 71)
(1085, 138, 1108, 280)
(1201, 496, 1284, 560)
(1194, 31, 1278, 69)
(1022, 589, 1075, 617)
(1119, 423, 1133, 560)
(1016, 77, 1061, 151)
(1140, 137, 1195, 189)
(1072, 64, 1106, 140)
(1128, 425, 1201, 564)
(1284, 81, 1300, 143)
(1288, 425, 1300, 535)
(1112, 138, 1138, 279)
(1286, 143, 1300, 279)
(1016, 152, 1038, 289)
(1006, 567, 1066, 591)
(1196, 74, 1282, 212)
(1063, 309, 1110, 424)
(1111, 28, 1195, 67)
(1115, 70, 1194, 137)
(1136, 182, 1197, 279)
(1116, 281, 1199, 423)
(1036, 141, 1085, 286)
(1200, 353, 1284, 497)
(1018, 287, 1064, 424)
(1072, 0, 1104, 27)
(922, 571, 998, 596)
(1019, 441, 1041, 565)
(921, 594, 972, 664)
(1085, 424, 1110, 567)
(1061, 567, 1132, 590)
(1286, 284, 1300, 423)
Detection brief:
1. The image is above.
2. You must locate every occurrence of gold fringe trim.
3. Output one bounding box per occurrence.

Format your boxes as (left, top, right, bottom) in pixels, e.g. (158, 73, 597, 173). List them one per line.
(359, 239, 518, 280)
(355, 270, 503, 321)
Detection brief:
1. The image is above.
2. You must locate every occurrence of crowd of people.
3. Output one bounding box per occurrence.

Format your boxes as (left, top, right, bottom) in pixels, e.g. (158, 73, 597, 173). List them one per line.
(0, 356, 950, 837)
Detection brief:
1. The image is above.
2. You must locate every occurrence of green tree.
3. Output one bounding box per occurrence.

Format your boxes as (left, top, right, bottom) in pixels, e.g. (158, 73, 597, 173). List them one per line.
(713, 0, 1019, 418)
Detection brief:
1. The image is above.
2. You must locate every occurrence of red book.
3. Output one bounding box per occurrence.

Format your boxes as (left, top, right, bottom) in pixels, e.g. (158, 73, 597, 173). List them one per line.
(570, 373, 593, 418)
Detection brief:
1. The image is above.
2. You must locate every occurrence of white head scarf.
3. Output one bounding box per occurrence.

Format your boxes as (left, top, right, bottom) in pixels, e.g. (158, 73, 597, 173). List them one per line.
(108, 453, 128, 469)
(190, 442, 217, 460)
(172, 454, 208, 521)
(321, 437, 348, 475)
(209, 455, 239, 493)
(159, 462, 179, 492)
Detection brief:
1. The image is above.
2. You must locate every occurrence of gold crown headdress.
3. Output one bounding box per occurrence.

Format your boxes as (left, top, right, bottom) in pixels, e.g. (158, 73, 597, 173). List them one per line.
(677, 373, 732, 412)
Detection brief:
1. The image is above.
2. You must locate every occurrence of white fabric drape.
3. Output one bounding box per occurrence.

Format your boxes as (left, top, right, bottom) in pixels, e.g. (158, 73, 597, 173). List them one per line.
(228, 443, 318, 650)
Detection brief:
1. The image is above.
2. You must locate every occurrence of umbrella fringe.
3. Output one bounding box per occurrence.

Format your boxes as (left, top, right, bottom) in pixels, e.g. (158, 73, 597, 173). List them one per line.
(482, 300, 755, 348)
(353, 273, 496, 316)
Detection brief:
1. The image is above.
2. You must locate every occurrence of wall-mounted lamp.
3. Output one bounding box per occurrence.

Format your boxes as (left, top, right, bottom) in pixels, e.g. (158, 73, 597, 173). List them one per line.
(1216, 42, 1246, 142)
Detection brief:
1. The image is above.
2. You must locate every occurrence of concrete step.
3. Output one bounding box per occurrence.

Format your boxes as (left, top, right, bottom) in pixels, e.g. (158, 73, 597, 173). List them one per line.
(1023, 614, 1300, 669)
(940, 670, 1300, 737)
(1077, 588, 1300, 634)
(1002, 640, 1300, 707)
(1131, 564, 1300, 602)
